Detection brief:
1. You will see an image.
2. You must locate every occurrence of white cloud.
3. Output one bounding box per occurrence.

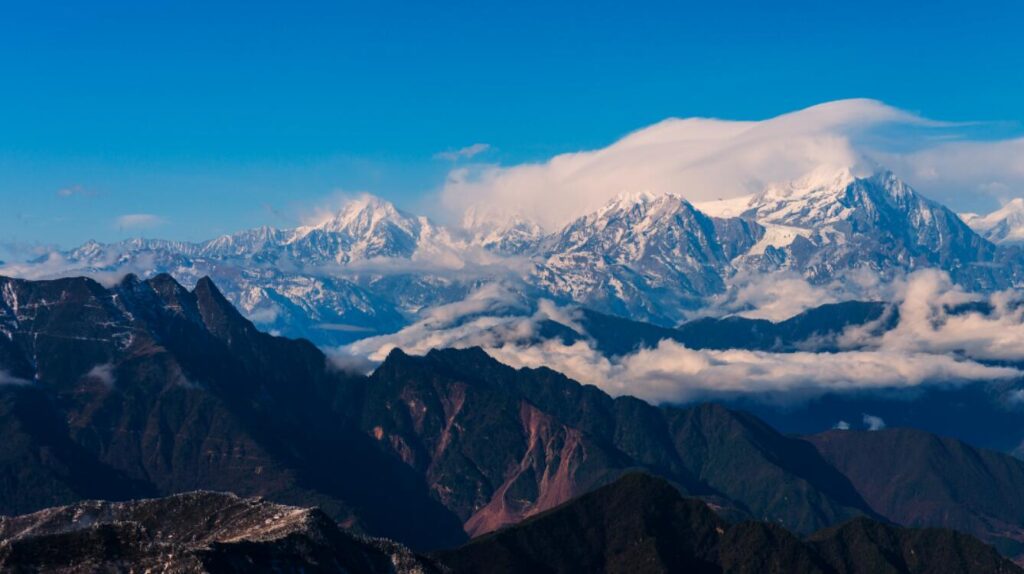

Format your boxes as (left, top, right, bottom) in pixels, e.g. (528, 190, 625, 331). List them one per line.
(863, 414, 886, 431)
(339, 272, 1021, 405)
(439, 99, 1020, 230)
(0, 250, 157, 287)
(434, 143, 491, 161)
(839, 270, 1024, 362)
(483, 340, 1015, 404)
(834, 420, 851, 430)
(883, 138, 1024, 209)
(116, 213, 164, 229)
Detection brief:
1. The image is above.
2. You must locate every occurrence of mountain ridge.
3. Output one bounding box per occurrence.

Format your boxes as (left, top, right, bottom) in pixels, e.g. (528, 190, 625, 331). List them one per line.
(13, 168, 1021, 346)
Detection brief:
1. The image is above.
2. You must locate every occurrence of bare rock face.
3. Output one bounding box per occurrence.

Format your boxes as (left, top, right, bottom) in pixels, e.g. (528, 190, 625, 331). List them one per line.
(0, 491, 440, 573)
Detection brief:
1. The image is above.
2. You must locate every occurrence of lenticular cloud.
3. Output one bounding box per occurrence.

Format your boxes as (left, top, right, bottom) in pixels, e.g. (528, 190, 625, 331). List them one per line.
(440, 99, 1024, 231)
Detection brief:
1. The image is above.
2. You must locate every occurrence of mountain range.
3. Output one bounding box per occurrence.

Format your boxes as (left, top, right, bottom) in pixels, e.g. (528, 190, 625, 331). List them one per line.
(17, 168, 1024, 346)
(3, 274, 1024, 567)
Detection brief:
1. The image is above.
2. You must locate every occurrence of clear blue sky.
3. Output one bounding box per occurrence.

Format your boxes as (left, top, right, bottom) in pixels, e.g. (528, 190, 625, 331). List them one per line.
(2, 0, 1022, 251)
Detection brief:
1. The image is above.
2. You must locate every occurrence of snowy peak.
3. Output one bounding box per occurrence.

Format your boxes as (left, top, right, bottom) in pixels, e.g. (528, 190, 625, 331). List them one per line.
(577, 191, 704, 232)
(595, 189, 660, 217)
(299, 194, 420, 239)
(758, 166, 858, 203)
(963, 198, 1024, 244)
(739, 169, 999, 285)
(289, 194, 427, 262)
(555, 192, 708, 251)
(748, 170, 930, 230)
(200, 226, 286, 257)
(534, 191, 757, 317)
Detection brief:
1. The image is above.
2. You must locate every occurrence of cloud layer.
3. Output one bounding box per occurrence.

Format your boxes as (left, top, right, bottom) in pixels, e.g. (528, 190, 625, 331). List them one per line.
(339, 270, 1024, 405)
(441, 99, 1021, 230)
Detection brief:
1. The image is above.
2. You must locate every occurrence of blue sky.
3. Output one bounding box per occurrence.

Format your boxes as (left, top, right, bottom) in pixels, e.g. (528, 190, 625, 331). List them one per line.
(2, 0, 1023, 251)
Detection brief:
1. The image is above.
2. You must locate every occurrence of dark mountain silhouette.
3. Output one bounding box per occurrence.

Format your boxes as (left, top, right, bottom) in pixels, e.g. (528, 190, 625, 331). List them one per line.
(570, 301, 890, 357)
(436, 472, 1021, 574)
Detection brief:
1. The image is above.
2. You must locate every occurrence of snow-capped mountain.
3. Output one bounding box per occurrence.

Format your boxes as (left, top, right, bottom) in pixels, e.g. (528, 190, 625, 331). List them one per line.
(963, 198, 1024, 245)
(9, 168, 1022, 344)
(534, 191, 761, 321)
(733, 169, 1005, 288)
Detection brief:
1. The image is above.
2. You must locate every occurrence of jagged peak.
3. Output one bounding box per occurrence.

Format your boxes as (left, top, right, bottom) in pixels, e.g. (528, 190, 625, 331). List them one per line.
(300, 193, 417, 235)
(583, 190, 697, 223)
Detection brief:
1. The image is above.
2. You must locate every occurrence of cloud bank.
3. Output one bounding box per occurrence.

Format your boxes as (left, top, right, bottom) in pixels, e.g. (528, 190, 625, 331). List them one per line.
(338, 271, 1023, 405)
(441, 99, 1022, 230)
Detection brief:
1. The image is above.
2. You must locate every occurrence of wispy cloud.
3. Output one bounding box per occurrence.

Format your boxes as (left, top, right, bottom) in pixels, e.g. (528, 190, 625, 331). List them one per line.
(434, 143, 491, 161)
(0, 249, 158, 287)
(863, 414, 887, 431)
(116, 213, 164, 230)
(56, 184, 96, 198)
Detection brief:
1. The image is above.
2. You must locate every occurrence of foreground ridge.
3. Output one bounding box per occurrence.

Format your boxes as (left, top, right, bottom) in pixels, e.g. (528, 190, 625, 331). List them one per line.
(0, 491, 439, 573)
(436, 473, 1022, 574)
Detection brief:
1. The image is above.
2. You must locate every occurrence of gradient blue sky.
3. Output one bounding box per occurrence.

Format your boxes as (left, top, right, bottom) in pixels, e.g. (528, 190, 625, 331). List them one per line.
(2, 0, 1023, 252)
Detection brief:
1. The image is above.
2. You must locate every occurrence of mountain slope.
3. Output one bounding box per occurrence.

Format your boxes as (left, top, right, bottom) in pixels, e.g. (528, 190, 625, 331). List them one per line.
(807, 428, 1024, 559)
(436, 473, 1020, 574)
(344, 347, 877, 537)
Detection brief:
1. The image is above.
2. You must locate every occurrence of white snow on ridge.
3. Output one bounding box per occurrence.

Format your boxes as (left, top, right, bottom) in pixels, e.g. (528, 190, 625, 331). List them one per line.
(745, 224, 811, 256)
(693, 195, 754, 218)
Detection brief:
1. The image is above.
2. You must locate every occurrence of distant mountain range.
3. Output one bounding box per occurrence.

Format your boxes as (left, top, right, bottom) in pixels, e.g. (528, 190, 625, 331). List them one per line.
(3, 274, 1024, 566)
(14, 168, 1023, 346)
